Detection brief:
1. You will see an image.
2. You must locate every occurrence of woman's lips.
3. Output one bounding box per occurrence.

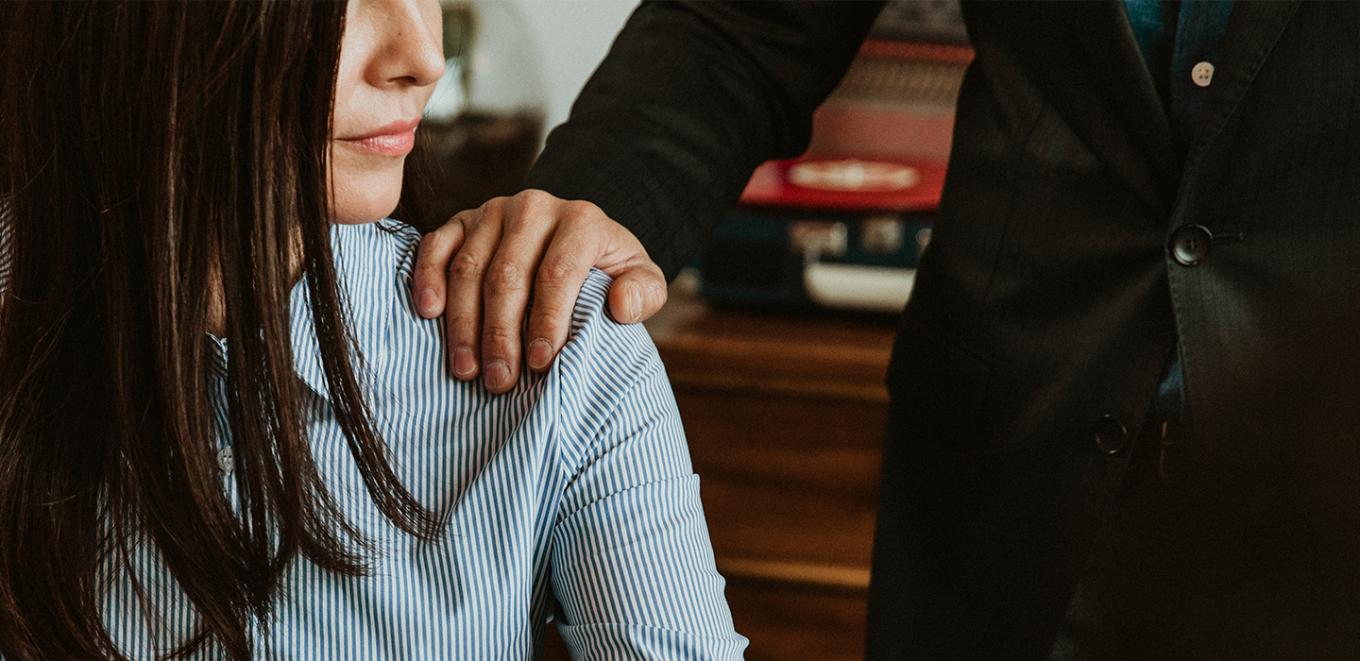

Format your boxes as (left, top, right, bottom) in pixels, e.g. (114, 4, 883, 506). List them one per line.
(337, 118, 419, 157)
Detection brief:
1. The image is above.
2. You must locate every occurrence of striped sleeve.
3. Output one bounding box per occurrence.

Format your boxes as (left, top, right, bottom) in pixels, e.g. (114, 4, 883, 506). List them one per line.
(549, 272, 748, 660)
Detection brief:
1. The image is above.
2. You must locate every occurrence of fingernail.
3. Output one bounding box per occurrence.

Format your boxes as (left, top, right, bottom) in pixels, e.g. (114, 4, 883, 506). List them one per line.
(417, 288, 438, 315)
(628, 284, 643, 323)
(527, 339, 552, 371)
(484, 360, 510, 391)
(453, 347, 476, 378)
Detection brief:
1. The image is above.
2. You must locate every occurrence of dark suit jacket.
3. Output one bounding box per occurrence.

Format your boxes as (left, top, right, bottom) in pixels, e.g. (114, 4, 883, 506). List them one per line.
(525, 2, 1360, 658)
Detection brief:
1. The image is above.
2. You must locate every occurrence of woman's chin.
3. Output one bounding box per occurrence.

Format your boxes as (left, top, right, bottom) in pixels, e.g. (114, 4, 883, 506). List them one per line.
(331, 210, 396, 225)
(330, 185, 402, 224)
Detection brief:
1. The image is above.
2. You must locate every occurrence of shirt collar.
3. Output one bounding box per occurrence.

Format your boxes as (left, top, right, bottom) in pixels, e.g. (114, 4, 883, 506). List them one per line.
(289, 222, 401, 403)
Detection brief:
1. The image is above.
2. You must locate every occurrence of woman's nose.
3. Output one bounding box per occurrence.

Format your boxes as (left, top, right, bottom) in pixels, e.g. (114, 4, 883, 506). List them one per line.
(368, 0, 444, 89)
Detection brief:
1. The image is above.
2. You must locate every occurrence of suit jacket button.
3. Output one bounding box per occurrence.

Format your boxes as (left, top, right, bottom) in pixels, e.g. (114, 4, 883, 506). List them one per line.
(1094, 414, 1129, 454)
(1170, 224, 1213, 266)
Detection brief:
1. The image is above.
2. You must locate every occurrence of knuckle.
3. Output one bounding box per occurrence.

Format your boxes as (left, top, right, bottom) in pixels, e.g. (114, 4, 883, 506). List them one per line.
(481, 324, 517, 350)
(538, 257, 579, 289)
(478, 196, 508, 213)
(568, 198, 600, 214)
(501, 209, 537, 233)
(485, 260, 527, 293)
(561, 200, 600, 225)
(414, 260, 443, 279)
(450, 251, 486, 279)
(528, 307, 566, 334)
(414, 241, 441, 263)
(510, 197, 552, 226)
(417, 234, 446, 259)
(451, 209, 479, 228)
(518, 188, 552, 206)
(448, 317, 478, 342)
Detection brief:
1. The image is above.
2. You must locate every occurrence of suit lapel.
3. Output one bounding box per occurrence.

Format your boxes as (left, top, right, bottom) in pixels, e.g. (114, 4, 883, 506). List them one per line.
(1176, 0, 1301, 193)
(995, 1, 1178, 211)
(968, 2, 1299, 213)
(1068, 0, 1179, 209)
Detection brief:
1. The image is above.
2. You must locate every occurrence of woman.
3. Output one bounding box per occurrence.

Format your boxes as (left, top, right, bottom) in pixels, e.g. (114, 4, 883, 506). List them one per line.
(0, 1, 745, 659)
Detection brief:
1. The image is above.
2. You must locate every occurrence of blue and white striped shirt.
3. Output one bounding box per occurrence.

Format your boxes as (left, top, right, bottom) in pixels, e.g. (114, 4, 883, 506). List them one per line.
(2, 220, 746, 659)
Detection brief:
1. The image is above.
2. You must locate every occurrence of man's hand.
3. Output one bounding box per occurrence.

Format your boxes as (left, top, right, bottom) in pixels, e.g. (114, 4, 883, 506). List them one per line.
(412, 189, 668, 393)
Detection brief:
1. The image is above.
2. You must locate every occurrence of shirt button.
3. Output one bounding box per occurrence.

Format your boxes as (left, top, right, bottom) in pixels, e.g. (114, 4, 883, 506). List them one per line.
(1094, 414, 1129, 455)
(218, 447, 234, 473)
(1191, 61, 1215, 88)
(1170, 224, 1214, 267)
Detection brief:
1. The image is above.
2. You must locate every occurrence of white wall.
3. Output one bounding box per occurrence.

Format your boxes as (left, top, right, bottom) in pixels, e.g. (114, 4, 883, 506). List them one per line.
(500, 0, 640, 132)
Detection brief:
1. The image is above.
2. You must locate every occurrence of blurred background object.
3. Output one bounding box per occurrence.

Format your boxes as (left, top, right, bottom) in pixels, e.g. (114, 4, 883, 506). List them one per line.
(870, 0, 967, 43)
(695, 3, 971, 316)
(652, 6, 970, 659)
(400, 0, 548, 231)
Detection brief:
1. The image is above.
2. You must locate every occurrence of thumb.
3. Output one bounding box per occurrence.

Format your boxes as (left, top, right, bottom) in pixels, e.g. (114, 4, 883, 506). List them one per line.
(607, 264, 668, 324)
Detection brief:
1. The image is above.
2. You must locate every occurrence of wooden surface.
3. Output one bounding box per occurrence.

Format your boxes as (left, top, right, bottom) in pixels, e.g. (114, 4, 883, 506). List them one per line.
(644, 293, 897, 405)
(546, 287, 897, 660)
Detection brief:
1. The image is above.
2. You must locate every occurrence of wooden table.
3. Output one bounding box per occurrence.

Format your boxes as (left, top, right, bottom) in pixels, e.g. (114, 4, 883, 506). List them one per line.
(548, 286, 897, 660)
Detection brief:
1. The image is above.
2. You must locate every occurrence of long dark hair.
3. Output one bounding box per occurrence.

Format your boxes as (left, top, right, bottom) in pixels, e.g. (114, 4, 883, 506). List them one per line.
(0, 2, 439, 658)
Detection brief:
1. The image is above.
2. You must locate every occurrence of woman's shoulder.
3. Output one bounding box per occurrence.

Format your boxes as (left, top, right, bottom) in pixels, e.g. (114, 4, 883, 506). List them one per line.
(372, 216, 667, 422)
(549, 270, 676, 478)
(556, 270, 660, 385)
(373, 217, 658, 386)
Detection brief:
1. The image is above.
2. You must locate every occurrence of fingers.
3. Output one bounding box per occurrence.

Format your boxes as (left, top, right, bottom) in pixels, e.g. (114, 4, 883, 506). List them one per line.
(443, 206, 502, 381)
(478, 194, 558, 393)
(606, 261, 668, 325)
(427, 189, 667, 395)
(412, 217, 467, 318)
(523, 211, 603, 373)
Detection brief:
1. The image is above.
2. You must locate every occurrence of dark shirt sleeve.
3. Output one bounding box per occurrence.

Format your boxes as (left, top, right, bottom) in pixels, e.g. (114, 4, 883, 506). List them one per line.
(522, 0, 885, 278)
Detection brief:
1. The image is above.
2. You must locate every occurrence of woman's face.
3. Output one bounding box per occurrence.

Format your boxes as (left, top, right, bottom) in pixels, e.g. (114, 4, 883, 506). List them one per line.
(330, 0, 443, 224)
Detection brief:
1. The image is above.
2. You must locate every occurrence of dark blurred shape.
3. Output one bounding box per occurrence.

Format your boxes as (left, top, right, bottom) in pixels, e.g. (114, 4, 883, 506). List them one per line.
(402, 111, 543, 233)
(696, 1, 970, 316)
(870, 0, 968, 44)
(398, 1, 545, 232)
